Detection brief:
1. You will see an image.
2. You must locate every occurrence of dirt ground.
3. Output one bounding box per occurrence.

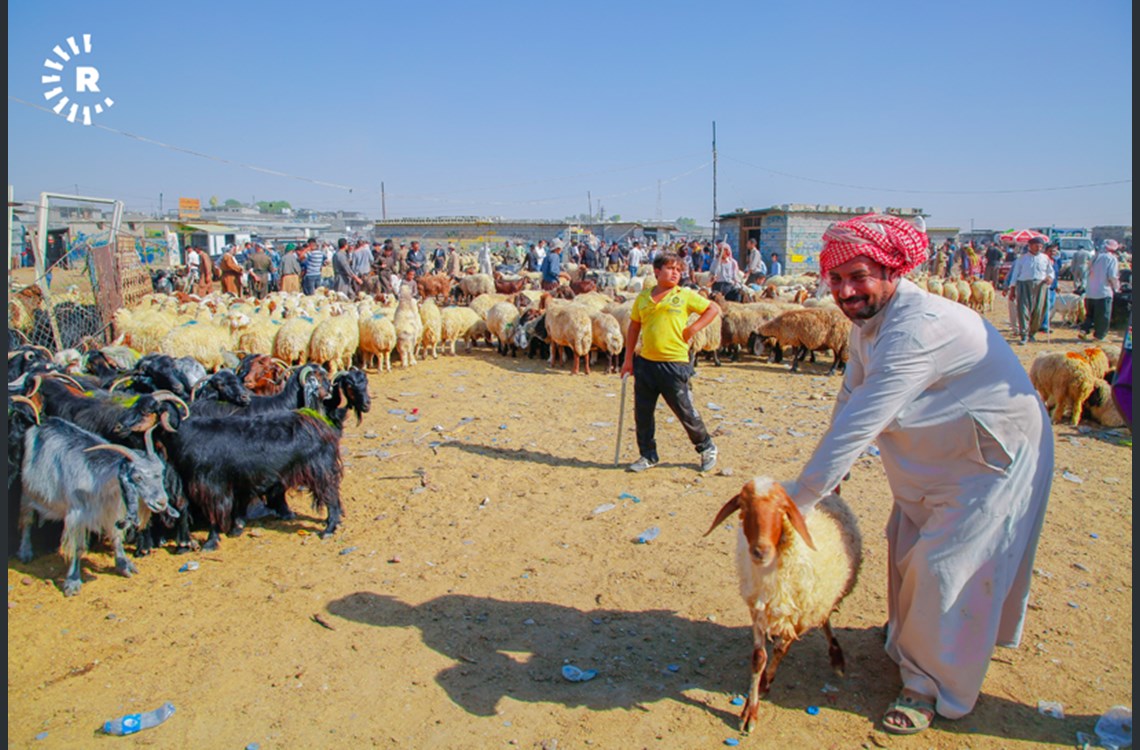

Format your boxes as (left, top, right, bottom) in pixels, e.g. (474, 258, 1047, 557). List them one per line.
(6, 295, 1133, 750)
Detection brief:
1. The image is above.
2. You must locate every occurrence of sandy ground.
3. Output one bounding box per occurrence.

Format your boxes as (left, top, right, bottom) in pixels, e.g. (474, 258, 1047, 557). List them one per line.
(6, 296, 1133, 750)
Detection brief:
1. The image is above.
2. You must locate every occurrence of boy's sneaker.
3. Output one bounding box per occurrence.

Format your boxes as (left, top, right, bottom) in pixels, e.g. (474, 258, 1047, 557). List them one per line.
(699, 444, 718, 473)
(628, 456, 657, 473)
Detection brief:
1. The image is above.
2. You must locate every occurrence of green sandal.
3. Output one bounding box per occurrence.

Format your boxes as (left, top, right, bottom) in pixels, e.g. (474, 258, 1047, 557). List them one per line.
(882, 694, 935, 735)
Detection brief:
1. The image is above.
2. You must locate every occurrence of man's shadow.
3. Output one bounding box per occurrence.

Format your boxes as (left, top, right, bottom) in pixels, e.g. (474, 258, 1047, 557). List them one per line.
(326, 592, 1094, 742)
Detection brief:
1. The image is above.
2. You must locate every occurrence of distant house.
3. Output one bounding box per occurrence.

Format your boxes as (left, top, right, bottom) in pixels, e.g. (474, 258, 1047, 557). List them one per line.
(717, 204, 927, 274)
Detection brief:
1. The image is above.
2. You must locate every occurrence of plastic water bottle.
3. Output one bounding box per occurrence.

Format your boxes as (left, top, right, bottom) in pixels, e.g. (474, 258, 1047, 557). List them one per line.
(1095, 705, 1132, 750)
(102, 702, 175, 735)
(635, 527, 660, 544)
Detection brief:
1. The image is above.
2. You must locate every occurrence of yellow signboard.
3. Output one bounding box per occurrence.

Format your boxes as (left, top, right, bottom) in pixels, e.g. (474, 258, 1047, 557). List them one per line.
(178, 197, 201, 220)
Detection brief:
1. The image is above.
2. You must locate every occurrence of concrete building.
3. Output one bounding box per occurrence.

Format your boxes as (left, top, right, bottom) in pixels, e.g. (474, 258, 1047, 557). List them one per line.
(372, 217, 677, 249)
(717, 204, 926, 274)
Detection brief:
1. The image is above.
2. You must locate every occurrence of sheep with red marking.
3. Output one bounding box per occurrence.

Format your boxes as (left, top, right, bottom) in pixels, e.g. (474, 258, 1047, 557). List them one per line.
(705, 477, 862, 733)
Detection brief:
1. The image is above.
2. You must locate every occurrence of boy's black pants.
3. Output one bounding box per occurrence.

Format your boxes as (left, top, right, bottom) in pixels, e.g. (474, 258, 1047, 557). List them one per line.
(632, 356, 713, 463)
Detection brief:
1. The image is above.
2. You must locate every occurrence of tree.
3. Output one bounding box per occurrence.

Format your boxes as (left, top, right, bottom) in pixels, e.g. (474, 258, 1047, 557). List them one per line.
(224, 198, 243, 208)
(676, 216, 698, 232)
(256, 200, 293, 214)
(208, 195, 219, 208)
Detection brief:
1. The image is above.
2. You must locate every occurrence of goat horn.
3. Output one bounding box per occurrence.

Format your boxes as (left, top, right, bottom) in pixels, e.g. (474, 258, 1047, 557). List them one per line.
(159, 411, 176, 432)
(151, 390, 190, 418)
(84, 443, 139, 462)
(143, 424, 157, 457)
(30, 345, 54, 358)
(47, 372, 86, 390)
(10, 396, 41, 424)
(26, 375, 42, 398)
(108, 376, 134, 393)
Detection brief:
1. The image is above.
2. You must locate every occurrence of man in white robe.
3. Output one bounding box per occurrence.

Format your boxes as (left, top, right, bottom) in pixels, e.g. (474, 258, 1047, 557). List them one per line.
(788, 213, 1054, 735)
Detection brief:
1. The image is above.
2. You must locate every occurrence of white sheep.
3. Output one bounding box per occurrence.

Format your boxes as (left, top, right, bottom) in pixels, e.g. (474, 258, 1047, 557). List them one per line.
(358, 311, 397, 372)
(458, 273, 495, 303)
(158, 319, 232, 372)
(1050, 293, 1084, 327)
(393, 285, 423, 368)
(273, 315, 317, 365)
(469, 292, 509, 321)
(705, 477, 862, 733)
(309, 306, 360, 375)
(968, 280, 995, 313)
(486, 301, 522, 356)
(439, 306, 482, 355)
(418, 298, 443, 360)
(588, 310, 624, 374)
(541, 297, 594, 375)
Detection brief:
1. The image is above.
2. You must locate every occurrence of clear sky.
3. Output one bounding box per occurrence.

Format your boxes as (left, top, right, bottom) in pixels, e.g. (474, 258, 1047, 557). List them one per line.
(7, 0, 1133, 232)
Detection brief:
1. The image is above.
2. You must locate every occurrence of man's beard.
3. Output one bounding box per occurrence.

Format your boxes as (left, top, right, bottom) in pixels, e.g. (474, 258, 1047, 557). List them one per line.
(839, 295, 882, 320)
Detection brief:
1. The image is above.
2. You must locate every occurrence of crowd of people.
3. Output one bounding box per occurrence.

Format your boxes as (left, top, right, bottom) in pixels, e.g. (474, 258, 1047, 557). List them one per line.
(167, 236, 789, 302)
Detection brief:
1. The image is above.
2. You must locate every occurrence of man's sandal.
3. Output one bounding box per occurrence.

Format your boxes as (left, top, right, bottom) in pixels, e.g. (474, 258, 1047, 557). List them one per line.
(882, 694, 935, 735)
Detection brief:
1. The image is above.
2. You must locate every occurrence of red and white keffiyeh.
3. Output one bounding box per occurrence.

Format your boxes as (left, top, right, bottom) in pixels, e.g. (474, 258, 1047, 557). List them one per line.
(819, 213, 929, 276)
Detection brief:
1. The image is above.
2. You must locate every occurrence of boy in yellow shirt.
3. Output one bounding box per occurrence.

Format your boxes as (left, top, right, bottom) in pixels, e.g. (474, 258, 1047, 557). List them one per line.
(621, 252, 722, 472)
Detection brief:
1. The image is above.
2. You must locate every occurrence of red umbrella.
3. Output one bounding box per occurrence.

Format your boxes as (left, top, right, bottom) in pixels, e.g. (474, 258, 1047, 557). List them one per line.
(1000, 229, 1049, 244)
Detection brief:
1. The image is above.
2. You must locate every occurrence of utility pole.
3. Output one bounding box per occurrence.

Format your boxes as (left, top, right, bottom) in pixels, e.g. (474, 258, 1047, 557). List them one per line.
(712, 121, 718, 243)
(381, 182, 387, 220)
(656, 180, 662, 222)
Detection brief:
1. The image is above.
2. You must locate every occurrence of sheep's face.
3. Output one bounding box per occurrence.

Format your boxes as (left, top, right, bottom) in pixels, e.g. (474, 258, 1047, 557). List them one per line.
(739, 501, 783, 568)
(705, 478, 816, 560)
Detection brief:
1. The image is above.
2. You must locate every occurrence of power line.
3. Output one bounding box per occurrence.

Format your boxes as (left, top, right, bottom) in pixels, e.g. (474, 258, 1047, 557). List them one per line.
(10, 95, 356, 192)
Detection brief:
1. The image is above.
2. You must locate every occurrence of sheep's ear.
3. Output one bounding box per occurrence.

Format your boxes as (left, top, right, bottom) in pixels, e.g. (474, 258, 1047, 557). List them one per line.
(777, 485, 816, 551)
(704, 494, 741, 537)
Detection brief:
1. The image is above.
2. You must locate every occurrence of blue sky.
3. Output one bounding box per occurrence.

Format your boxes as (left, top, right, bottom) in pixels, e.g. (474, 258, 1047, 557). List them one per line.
(7, 0, 1133, 232)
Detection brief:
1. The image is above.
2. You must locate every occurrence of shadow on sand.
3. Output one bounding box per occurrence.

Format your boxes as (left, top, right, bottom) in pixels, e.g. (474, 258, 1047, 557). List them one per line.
(326, 591, 1095, 742)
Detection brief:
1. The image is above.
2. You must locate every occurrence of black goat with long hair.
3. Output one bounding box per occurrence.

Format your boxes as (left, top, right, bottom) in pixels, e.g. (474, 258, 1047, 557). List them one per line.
(24, 374, 184, 444)
(163, 409, 345, 550)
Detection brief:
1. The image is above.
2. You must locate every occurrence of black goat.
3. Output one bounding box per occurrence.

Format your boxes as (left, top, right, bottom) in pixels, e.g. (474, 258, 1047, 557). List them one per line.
(163, 410, 345, 550)
(18, 418, 174, 595)
(28, 374, 180, 443)
(189, 364, 330, 418)
(189, 370, 252, 410)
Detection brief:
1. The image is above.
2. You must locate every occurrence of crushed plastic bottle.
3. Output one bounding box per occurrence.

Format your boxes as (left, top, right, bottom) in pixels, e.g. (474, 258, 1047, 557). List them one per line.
(1094, 705, 1132, 749)
(635, 527, 660, 544)
(102, 702, 175, 735)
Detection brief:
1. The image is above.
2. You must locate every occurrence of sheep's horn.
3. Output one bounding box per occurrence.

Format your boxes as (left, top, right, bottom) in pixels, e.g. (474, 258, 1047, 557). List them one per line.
(85, 443, 139, 462)
(10, 395, 41, 424)
(151, 390, 190, 418)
